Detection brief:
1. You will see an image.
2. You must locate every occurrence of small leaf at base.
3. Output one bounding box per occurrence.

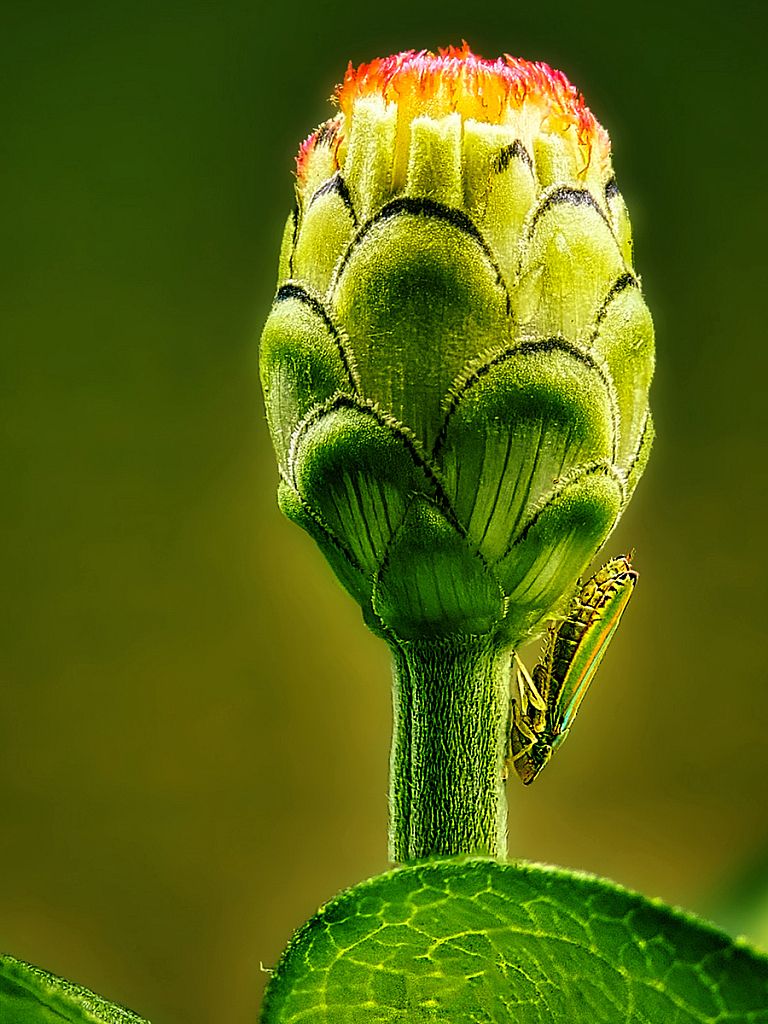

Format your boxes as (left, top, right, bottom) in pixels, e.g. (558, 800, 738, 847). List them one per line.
(0, 955, 150, 1024)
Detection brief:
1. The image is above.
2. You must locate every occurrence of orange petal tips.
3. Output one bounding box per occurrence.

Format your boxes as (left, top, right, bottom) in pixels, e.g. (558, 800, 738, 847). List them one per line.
(296, 44, 612, 203)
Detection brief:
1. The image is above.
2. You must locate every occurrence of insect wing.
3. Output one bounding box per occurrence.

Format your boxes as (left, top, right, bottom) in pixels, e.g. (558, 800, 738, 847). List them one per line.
(552, 562, 637, 737)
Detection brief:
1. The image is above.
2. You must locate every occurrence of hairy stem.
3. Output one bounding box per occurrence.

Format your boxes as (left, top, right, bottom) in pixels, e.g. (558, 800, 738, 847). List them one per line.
(388, 633, 511, 862)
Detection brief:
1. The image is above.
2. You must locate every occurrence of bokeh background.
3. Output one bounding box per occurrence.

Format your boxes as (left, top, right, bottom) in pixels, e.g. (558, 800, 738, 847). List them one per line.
(2, 0, 767, 1021)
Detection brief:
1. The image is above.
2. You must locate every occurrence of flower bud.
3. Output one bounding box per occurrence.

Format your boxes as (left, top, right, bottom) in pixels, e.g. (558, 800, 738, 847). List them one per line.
(260, 45, 654, 647)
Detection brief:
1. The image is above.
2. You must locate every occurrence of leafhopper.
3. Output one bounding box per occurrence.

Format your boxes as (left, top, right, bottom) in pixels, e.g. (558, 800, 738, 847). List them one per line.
(509, 555, 638, 785)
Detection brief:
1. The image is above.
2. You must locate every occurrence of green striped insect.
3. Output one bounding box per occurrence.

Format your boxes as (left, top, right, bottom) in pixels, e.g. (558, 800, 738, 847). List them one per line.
(509, 555, 637, 785)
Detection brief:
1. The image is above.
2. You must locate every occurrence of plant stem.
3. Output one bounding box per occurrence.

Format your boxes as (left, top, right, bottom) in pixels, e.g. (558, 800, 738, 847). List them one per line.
(388, 633, 511, 862)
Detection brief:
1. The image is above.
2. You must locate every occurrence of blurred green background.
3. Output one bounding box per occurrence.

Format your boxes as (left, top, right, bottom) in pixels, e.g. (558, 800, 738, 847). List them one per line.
(1, 0, 767, 1021)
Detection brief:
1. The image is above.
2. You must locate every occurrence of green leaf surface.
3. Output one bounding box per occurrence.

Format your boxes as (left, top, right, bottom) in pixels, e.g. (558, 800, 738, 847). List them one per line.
(260, 858, 768, 1023)
(0, 955, 150, 1024)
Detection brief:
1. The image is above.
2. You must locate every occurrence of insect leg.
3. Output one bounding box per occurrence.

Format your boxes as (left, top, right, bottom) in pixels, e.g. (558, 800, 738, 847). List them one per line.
(513, 651, 546, 713)
(509, 698, 539, 762)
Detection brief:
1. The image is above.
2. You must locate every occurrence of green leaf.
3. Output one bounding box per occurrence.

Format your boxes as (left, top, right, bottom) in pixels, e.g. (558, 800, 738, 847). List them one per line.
(0, 955, 150, 1024)
(260, 858, 768, 1024)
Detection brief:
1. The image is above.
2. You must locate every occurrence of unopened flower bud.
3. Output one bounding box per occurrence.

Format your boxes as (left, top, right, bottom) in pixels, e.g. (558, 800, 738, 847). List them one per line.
(260, 45, 654, 648)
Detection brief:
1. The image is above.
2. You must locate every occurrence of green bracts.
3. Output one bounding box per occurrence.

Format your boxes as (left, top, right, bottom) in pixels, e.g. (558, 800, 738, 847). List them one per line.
(260, 87, 653, 651)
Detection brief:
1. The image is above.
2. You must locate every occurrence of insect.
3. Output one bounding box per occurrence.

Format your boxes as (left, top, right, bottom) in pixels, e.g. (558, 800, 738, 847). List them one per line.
(508, 555, 638, 785)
